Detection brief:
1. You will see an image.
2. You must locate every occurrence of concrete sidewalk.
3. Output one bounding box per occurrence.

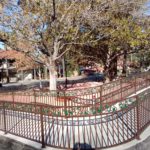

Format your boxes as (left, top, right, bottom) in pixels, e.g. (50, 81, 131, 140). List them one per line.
(0, 126, 150, 150)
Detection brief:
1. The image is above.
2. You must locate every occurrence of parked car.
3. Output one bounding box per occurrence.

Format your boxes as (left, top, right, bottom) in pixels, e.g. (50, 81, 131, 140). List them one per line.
(80, 68, 95, 76)
(94, 73, 105, 82)
(144, 66, 150, 72)
(87, 72, 105, 82)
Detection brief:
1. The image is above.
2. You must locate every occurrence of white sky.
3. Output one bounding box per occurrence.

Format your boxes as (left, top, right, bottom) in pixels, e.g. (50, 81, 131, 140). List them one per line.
(0, 42, 4, 49)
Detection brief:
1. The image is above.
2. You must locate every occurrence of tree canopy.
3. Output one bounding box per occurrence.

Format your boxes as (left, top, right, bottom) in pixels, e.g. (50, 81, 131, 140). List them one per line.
(0, 0, 149, 89)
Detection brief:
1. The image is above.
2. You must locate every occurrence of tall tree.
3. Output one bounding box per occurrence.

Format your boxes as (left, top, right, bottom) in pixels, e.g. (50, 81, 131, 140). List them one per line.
(77, 0, 148, 80)
(0, 0, 148, 86)
(0, 0, 98, 90)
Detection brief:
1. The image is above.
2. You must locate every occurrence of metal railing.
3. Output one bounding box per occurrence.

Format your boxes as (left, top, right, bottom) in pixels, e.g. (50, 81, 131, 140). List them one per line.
(0, 71, 150, 106)
(0, 71, 150, 149)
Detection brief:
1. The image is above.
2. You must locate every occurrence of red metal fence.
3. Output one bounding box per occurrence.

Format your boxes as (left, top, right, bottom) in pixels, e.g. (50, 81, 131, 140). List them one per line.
(0, 71, 150, 106)
(0, 72, 150, 149)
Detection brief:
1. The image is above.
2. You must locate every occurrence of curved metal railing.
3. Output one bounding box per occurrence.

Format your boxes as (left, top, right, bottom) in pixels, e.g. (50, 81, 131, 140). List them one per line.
(0, 72, 150, 149)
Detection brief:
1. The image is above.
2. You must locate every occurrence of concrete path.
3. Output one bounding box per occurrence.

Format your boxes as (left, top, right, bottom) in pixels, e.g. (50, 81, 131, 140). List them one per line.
(0, 126, 150, 150)
(1, 75, 103, 89)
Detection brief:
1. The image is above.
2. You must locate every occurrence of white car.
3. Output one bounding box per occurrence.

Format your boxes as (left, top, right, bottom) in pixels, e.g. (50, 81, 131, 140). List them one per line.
(144, 66, 150, 72)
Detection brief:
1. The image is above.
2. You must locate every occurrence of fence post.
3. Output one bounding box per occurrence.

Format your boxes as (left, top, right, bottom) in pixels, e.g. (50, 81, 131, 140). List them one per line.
(64, 90, 67, 117)
(33, 89, 36, 110)
(12, 92, 15, 108)
(3, 102, 7, 134)
(100, 85, 102, 103)
(120, 79, 123, 100)
(146, 73, 149, 87)
(40, 106, 45, 148)
(134, 76, 137, 93)
(146, 73, 148, 87)
(136, 96, 140, 140)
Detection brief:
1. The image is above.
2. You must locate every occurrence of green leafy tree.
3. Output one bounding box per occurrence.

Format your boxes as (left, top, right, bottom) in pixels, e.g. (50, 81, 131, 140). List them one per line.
(0, 0, 97, 90)
(0, 0, 148, 86)
(76, 0, 148, 81)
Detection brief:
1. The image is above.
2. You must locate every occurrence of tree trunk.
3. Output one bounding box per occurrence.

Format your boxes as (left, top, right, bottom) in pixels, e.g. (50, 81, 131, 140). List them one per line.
(44, 66, 48, 79)
(39, 68, 42, 89)
(5, 59, 10, 83)
(6, 69, 10, 83)
(49, 60, 57, 91)
(62, 57, 65, 77)
(0, 71, 1, 82)
(1, 69, 3, 83)
(108, 56, 117, 81)
(103, 56, 117, 82)
(122, 50, 127, 76)
(33, 68, 36, 79)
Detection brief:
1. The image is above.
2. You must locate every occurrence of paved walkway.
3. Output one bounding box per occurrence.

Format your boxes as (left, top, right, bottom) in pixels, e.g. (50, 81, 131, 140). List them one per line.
(1, 75, 103, 89)
(0, 122, 150, 150)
